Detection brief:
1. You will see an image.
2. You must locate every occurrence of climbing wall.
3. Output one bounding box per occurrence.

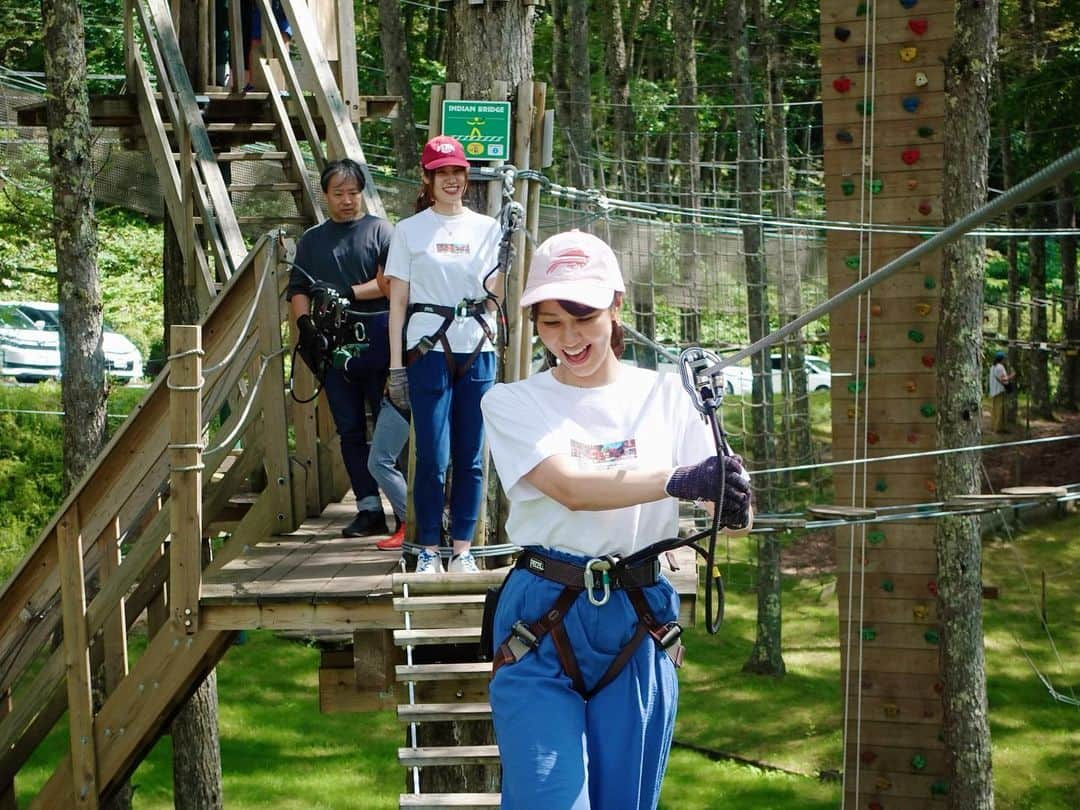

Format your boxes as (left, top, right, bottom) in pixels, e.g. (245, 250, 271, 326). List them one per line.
(822, 1, 953, 807)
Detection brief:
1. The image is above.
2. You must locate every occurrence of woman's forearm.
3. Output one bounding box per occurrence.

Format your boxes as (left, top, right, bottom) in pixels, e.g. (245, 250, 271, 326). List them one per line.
(389, 278, 410, 367)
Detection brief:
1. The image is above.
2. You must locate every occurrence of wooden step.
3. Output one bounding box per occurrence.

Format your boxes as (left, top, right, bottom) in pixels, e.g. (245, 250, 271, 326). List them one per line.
(393, 595, 487, 612)
(399, 794, 501, 809)
(212, 150, 289, 161)
(195, 215, 309, 226)
(397, 702, 492, 723)
(395, 662, 490, 682)
(398, 745, 500, 767)
(165, 122, 278, 135)
(228, 182, 303, 193)
(394, 628, 481, 647)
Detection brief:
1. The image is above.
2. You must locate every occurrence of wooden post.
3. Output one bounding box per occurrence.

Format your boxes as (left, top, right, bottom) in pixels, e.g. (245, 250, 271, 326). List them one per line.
(518, 82, 547, 381)
(485, 81, 509, 219)
(56, 505, 99, 809)
(335, 0, 360, 121)
(504, 79, 535, 384)
(255, 240, 296, 533)
(124, 0, 136, 90)
(229, 0, 244, 93)
(429, 84, 446, 135)
(99, 517, 129, 697)
(0, 689, 15, 810)
(169, 324, 204, 635)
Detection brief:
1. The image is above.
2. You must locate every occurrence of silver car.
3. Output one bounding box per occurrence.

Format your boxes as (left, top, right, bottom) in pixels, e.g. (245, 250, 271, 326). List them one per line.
(0, 303, 61, 382)
(13, 301, 144, 383)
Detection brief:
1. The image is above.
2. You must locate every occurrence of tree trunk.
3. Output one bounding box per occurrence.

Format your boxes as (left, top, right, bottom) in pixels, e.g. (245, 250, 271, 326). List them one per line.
(727, 0, 783, 677)
(999, 110, 1021, 428)
(601, 0, 634, 193)
(41, 0, 107, 494)
(1027, 227, 1053, 419)
(378, 0, 420, 179)
(1055, 178, 1078, 409)
(938, 0, 997, 805)
(550, 0, 593, 189)
(446, 2, 534, 99)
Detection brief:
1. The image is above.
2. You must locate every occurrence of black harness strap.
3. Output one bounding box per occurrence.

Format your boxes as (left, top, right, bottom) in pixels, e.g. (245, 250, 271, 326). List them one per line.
(404, 301, 495, 380)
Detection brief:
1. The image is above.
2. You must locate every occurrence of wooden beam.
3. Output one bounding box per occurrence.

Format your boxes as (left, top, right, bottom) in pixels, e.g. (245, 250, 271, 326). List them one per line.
(334, 0, 360, 122)
(0, 689, 13, 810)
(56, 506, 99, 809)
(98, 518, 129, 698)
(168, 324, 204, 634)
(504, 79, 534, 383)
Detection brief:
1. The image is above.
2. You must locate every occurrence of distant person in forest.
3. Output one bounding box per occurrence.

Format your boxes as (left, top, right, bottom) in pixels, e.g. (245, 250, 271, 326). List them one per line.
(241, 0, 292, 92)
(989, 350, 1015, 434)
(288, 159, 394, 538)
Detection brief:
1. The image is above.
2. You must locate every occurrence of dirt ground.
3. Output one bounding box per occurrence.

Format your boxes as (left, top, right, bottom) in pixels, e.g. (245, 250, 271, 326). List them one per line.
(780, 409, 1080, 577)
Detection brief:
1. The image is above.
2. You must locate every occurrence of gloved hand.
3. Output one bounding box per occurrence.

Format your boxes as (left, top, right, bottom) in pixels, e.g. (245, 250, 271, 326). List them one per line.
(665, 455, 752, 528)
(295, 314, 329, 377)
(311, 281, 355, 307)
(387, 367, 410, 411)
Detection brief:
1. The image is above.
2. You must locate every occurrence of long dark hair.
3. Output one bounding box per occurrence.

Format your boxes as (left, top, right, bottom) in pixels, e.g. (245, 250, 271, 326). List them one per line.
(530, 294, 625, 367)
(414, 168, 469, 213)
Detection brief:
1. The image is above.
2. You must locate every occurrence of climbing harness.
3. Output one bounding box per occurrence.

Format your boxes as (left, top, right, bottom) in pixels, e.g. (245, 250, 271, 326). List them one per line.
(404, 165, 525, 379)
(487, 550, 684, 700)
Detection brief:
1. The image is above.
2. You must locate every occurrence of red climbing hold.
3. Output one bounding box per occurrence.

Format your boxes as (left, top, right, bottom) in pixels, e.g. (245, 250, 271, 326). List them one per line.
(833, 76, 853, 93)
(901, 148, 920, 165)
(921, 354, 935, 368)
(909, 18, 929, 35)
(919, 200, 933, 216)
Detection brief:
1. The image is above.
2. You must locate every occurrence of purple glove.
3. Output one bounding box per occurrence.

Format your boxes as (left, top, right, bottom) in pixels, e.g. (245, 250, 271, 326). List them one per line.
(665, 455, 752, 528)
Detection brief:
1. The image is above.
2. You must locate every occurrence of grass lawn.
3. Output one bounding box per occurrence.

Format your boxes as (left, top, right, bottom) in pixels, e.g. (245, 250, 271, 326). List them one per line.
(14, 513, 1079, 807)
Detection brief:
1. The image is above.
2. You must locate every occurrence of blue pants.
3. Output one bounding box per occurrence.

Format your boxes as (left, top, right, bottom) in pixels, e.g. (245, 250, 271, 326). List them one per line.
(367, 397, 409, 523)
(322, 366, 385, 512)
(490, 548, 680, 810)
(406, 350, 495, 545)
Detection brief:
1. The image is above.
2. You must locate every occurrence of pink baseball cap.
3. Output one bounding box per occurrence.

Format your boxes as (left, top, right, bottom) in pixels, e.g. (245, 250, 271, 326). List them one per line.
(521, 230, 625, 309)
(421, 135, 470, 170)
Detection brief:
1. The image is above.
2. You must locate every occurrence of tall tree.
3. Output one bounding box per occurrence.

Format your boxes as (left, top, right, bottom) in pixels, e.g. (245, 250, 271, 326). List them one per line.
(41, 0, 106, 495)
(936, 0, 998, 806)
(550, 0, 593, 189)
(378, 0, 420, 179)
(599, 0, 644, 193)
(166, 6, 225, 809)
(445, 1, 534, 98)
(1057, 177, 1079, 409)
(727, 0, 783, 677)
(671, 0, 701, 343)
(1027, 222, 1053, 419)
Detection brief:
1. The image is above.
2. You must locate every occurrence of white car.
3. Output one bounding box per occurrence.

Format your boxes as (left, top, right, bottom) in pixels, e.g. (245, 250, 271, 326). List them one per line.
(0, 304, 61, 382)
(12, 301, 144, 383)
(720, 354, 833, 395)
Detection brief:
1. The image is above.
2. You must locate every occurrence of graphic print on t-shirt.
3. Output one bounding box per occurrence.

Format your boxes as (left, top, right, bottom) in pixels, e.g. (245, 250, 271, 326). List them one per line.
(570, 438, 638, 469)
(435, 242, 471, 255)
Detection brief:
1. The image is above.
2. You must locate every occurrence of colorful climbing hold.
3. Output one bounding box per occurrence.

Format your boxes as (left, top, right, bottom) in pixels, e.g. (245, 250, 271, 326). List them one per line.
(842, 178, 856, 196)
(868, 530, 886, 544)
(934, 680, 944, 694)
(907, 329, 924, 343)
(931, 781, 950, 796)
(861, 750, 878, 765)
(857, 52, 871, 66)
(847, 380, 865, 393)
(836, 129, 855, 144)
(900, 46, 918, 62)
(909, 18, 929, 35)
(845, 255, 861, 269)
(921, 353, 936, 368)
(875, 776, 893, 791)
(857, 99, 873, 116)
(907, 432, 920, 444)
(925, 629, 940, 644)
(919, 199, 933, 216)
(867, 354, 875, 367)
(902, 95, 921, 113)
(833, 76, 853, 93)
(835, 26, 852, 42)
(862, 627, 877, 641)
(911, 754, 927, 771)
(870, 303, 883, 316)
(917, 125, 935, 138)
(847, 406, 857, 419)
(915, 70, 929, 87)
(875, 479, 888, 492)
(920, 403, 937, 418)
(927, 580, 939, 596)
(868, 803, 884, 810)
(905, 379, 918, 393)
(881, 705, 899, 720)
(925, 479, 937, 494)
(916, 302, 932, 316)
(900, 0, 917, 7)
(907, 178, 919, 190)
(868, 178, 884, 193)
(856, 2, 869, 16)
(867, 431, 880, 444)
(881, 578, 895, 593)
(901, 148, 921, 165)
(913, 604, 929, 620)
(924, 276, 936, 289)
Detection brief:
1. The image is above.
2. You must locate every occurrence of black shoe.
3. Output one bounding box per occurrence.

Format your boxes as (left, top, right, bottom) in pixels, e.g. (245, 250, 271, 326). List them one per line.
(343, 510, 389, 537)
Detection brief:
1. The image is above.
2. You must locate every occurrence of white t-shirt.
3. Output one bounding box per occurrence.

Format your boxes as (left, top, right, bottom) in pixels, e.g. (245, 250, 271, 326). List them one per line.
(481, 365, 714, 557)
(384, 207, 502, 353)
(989, 361, 1008, 396)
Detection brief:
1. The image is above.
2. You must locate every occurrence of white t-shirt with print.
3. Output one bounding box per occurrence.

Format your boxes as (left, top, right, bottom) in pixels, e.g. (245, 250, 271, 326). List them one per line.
(481, 365, 714, 558)
(384, 207, 502, 353)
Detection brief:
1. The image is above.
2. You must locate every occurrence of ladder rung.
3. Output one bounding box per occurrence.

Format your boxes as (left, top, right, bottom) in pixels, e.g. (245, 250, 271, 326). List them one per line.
(393, 628, 481, 647)
(395, 662, 490, 682)
(212, 151, 289, 161)
(228, 182, 303, 193)
(399, 794, 501, 808)
(194, 215, 309, 225)
(397, 702, 491, 723)
(397, 745, 500, 767)
(393, 595, 487, 612)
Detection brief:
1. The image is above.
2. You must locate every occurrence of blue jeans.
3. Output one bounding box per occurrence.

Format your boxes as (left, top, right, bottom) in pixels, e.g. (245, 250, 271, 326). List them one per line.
(367, 398, 409, 523)
(321, 366, 386, 512)
(490, 547, 680, 809)
(406, 350, 495, 546)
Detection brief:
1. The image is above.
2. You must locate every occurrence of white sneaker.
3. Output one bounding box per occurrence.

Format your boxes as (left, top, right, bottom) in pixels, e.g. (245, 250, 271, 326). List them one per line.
(447, 552, 480, 574)
(416, 548, 444, 574)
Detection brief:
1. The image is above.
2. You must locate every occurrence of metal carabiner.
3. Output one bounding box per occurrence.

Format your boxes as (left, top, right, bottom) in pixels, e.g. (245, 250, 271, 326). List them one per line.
(454, 299, 471, 324)
(584, 557, 613, 606)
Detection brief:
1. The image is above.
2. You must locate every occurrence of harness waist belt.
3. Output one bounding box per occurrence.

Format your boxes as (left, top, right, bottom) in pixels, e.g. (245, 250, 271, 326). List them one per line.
(408, 301, 488, 319)
(515, 550, 660, 591)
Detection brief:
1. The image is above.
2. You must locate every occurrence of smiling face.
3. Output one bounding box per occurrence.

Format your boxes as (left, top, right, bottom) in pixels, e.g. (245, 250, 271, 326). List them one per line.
(427, 166, 468, 212)
(324, 172, 363, 223)
(534, 299, 622, 387)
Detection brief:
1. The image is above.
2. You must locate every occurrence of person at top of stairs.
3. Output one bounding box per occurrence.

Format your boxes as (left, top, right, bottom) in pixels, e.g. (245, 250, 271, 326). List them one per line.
(480, 230, 753, 809)
(287, 158, 395, 538)
(241, 0, 292, 92)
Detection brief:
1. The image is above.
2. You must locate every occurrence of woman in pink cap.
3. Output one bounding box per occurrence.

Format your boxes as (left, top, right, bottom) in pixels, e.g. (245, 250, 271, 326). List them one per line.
(384, 135, 503, 574)
(480, 230, 752, 809)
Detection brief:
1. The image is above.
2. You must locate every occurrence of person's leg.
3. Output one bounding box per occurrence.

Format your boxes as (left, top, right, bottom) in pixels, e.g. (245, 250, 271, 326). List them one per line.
(321, 367, 383, 535)
(446, 352, 496, 549)
(367, 397, 409, 524)
(991, 393, 1004, 433)
(490, 571, 591, 809)
(407, 351, 452, 570)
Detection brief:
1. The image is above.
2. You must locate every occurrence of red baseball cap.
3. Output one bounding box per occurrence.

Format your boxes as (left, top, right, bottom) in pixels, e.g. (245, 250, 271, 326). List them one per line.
(421, 135, 470, 170)
(521, 230, 625, 310)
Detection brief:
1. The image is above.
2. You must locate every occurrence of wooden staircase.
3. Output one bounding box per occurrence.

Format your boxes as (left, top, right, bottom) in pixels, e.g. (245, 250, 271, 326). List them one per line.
(393, 576, 502, 809)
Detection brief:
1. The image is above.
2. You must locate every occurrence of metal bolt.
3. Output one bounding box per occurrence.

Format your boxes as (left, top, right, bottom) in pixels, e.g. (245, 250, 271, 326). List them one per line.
(184, 619, 192, 627)
(184, 608, 192, 616)
(104, 727, 112, 738)
(277, 513, 285, 521)
(80, 735, 88, 745)
(277, 476, 286, 485)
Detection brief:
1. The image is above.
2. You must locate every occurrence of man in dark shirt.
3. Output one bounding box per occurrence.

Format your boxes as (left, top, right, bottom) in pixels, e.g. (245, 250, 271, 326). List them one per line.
(287, 159, 394, 537)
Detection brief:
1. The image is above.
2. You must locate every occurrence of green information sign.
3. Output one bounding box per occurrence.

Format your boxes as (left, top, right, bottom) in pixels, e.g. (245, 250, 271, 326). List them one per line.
(441, 100, 512, 161)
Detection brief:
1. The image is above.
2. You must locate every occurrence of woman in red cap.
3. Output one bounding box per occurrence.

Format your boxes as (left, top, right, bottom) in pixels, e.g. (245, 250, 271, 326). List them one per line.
(384, 135, 503, 573)
(480, 230, 753, 808)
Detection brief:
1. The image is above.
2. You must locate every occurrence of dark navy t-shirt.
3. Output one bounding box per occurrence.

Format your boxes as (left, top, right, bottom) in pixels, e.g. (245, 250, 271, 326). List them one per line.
(286, 214, 394, 315)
